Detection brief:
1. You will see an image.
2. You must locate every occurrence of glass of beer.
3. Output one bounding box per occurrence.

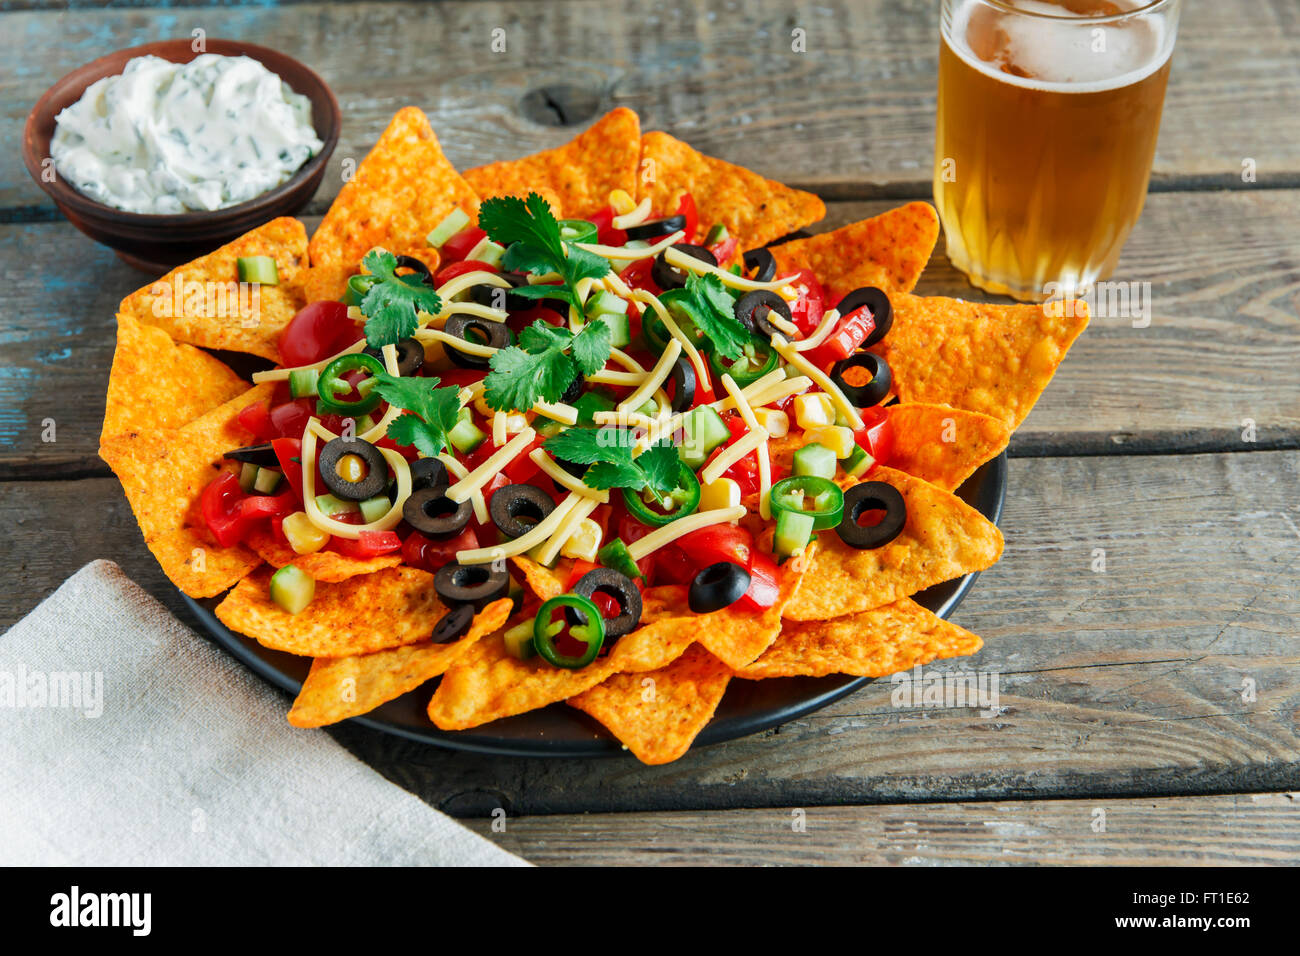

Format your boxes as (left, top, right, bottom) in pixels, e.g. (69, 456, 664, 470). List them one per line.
(934, 0, 1182, 300)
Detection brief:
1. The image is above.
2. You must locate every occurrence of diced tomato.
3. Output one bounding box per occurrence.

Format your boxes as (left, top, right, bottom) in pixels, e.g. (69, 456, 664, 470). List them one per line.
(565, 561, 602, 590)
(853, 405, 895, 468)
(269, 398, 314, 440)
(675, 193, 699, 243)
(481, 472, 511, 508)
(650, 544, 695, 586)
(735, 548, 780, 612)
(200, 472, 252, 548)
(278, 301, 359, 367)
(401, 526, 479, 573)
(430, 368, 486, 390)
(503, 435, 545, 484)
(238, 488, 297, 523)
(616, 512, 656, 548)
(675, 524, 755, 571)
(708, 235, 739, 269)
(271, 438, 304, 503)
(701, 413, 767, 497)
(787, 268, 826, 336)
(619, 258, 658, 295)
(806, 305, 876, 369)
(237, 400, 277, 442)
(374, 435, 418, 463)
(440, 226, 487, 263)
(434, 259, 498, 286)
(332, 530, 402, 559)
(589, 206, 627, 247)
(506, 304, 562, 336)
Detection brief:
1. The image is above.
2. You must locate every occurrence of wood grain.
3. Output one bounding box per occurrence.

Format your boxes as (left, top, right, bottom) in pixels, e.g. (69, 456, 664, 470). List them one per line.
(460, 791, 1300, 865)
(4, 450, 1296, 814)
(3, 185, 1297, 477)
(2, 0, 1299, 213)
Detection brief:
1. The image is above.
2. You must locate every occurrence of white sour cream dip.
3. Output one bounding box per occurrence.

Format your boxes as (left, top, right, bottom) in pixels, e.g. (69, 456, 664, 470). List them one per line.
(51, 54, 324, 215)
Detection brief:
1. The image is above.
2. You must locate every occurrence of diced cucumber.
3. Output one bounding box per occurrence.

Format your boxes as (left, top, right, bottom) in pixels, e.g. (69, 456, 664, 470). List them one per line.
(288, 368, 320, 399)
(468, 236, 506, 268)
(426, 207, 471, 248)
(252, 467, 282, 495)
(597, 538, 645, 581)
(704, 223, 730, 244)
(793, 442, 837, 480)
(269, 565, 315, 615)
(844, 444, 875, 478)
(354, 413, 378, 434)
(680, 405, 730, 468)
(774, 509, 816, 560)
(238, 462, 260, 494)
(592, 310, 631, 348)
(503, 619, 537, 660)
(586, 290, 630, 316)
(447, 416, 485, 453)
(358, 495, 391, 523)
(314, 493, 358, 517)
(633, 398, 658, 418)
(572, 391, 615, 425)
(534, 415, 565, 438)
(236, 256, 279, 286)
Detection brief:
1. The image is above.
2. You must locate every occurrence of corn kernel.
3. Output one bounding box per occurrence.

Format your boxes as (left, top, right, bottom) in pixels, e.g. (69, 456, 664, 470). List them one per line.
(608, 189, 637, 215)
(700, 477, 742, 511)
(754, 407, 789, 438)
(804, 425, 855, 458)
(793, 393, 836, 430)
(336, 453, 368, 483)
(282, 511, 330, 555)
(560, 517, 603, 563)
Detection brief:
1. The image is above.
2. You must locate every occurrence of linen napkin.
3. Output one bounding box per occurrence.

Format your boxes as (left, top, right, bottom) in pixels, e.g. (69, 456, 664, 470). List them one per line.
(0, 560, 527, 866)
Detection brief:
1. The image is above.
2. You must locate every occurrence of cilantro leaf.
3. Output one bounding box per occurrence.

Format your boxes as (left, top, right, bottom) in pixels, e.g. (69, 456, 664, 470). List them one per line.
(372, 372, 462, 458)
(544, 428, 683, 499)
(635, 440, 684, 497)
(485, 342, 575, 411)
(570, 320, 612, 377)
(359, 249, 442, 349)
(519, 321, 573, 355)
(586, 459, 648, 491)
(679, 272, 751, 360)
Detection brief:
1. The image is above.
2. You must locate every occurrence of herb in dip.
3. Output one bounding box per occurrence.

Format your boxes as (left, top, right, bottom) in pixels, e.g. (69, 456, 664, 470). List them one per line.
(50, 54, 324, 215)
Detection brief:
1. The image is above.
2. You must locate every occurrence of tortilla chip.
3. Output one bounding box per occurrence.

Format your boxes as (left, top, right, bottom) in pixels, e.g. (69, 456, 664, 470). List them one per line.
(98, 383, 272, 597)
(101, 314, 248, 444)
(289, 262, 352, 304)
(287, 598, 512, 728)
(737, 598, 983, 679)
(637, 130, 825, 250)
(117, 218, 308, 362)
(883, 403, 1010, 492)
(872, 294, 1089, 430)
(215, 565, 447, 657)
(783, 466, 1003, 621)
(770, 202, 938, 299)
(568, 645, 733, 765)
(464, 108, 641, 219)
(243, 525, 404, 583)
(427, 587, 696, 730)
(510, 555, 575, 602)
(309, 107, 480, 268)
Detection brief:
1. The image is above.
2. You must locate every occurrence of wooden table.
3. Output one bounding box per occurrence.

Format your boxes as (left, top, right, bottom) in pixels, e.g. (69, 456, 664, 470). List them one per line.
(3, 0, 1298, 865)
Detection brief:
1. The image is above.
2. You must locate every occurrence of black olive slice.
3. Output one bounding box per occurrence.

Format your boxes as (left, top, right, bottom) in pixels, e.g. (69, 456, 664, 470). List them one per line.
(733, 290, 793, 340)
(318, 438, 388, 501)
(442, 314, 514, 369)
(688, 561, 752, 613)
(742, 248, 777, 283)
(470, 272, 534, 313)
(431, 604, 475, 644)
(561, 374, 584, 405)
(667, 354, 697, 413)
(836, 482, 907, 549)
(434, 562, 511, 611)
(223, 442, 279, 468)
(651, 243, 717, 290)
(836, 287, 892, 346)
(830, 353, 892, 408)
(624, 214, 686, 241)
(403, 486, 472, 536)
(571, 568, 643, 639)
(364, 336, 424, 376)
(409, 457, 449, 492)
(394, 254, 433, 282)
(489, 483, 557, 539)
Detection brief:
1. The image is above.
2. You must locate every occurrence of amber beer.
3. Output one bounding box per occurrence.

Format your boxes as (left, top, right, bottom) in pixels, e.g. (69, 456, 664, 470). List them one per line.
(934, 0, 1182, 300)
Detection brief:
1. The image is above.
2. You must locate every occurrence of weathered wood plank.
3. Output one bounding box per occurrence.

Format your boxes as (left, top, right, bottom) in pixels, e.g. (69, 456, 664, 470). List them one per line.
(3, 185, 1298, 476)
(460, 791, 1300, 865)
(3, 450, 1297, 812)
(2, 0, 1298, 212)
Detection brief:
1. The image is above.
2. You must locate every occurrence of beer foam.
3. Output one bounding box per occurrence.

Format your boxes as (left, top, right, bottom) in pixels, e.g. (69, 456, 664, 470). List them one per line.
(948, 0, 1173, 93)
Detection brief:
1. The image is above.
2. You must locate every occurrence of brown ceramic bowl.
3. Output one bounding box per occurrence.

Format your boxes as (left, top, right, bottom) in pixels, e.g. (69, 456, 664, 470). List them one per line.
(23, 38, 340, 272)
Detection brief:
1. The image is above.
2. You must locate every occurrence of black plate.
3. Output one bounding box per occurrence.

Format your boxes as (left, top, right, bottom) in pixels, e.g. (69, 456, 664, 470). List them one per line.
(186, 453, 1007, 757)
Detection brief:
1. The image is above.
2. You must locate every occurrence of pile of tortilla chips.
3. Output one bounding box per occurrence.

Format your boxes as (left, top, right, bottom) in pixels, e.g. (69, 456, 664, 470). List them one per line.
(100, 106, 1088, 765)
